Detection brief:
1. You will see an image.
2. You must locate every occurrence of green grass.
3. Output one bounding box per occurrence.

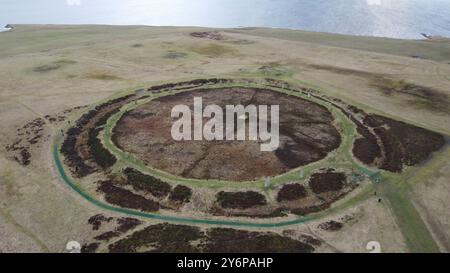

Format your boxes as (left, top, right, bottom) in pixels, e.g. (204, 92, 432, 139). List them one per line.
(162, 51, 188, 59)
(376, 174, 440, 253)
(190, 43, 236, 57)
(231, 28, 450, 63)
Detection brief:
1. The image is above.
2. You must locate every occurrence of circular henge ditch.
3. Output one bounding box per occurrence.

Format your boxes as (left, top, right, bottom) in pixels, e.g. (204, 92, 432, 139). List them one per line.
(55, 79, 380, 226)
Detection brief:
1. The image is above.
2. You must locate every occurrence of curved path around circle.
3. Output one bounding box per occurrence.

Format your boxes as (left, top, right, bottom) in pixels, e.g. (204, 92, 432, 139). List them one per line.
(53, 83, 380, 228)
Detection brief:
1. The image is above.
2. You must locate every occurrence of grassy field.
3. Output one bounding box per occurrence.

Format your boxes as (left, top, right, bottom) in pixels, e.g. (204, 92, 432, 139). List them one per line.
(232, 27, 450, 63)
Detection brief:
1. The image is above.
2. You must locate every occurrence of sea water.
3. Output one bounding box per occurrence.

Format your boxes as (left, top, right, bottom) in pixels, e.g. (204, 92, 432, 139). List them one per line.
(1, 0, 450, 39)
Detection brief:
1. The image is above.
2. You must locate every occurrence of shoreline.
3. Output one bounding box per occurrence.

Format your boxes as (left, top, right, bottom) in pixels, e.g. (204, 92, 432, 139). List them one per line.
(2, 23, 447, 41)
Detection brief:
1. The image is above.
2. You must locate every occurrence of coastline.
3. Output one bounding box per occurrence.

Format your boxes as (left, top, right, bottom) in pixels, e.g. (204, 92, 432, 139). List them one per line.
(1, 24, 449, 64)
(1, 23, 448, 41)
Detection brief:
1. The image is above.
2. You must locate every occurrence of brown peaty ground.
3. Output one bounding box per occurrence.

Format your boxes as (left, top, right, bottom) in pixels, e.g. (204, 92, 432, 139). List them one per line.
(113, 87, 341, 181)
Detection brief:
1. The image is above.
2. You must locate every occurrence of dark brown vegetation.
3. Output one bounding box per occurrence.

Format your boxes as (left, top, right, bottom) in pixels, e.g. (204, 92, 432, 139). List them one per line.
(210, 205, 286, 219)
(277, 183, 308, 202)
(81, 243, 99, 253)
(309, 171, 346, 194)
(353, 133, 381, 165)
(350, 112, 382, 165)
(97, 180, 160, 212)
(289, 203, 331, 216)
(60, 95, 134, 177)
(124, 111, 154, 120)
(116, 217, 142, 233)
(123, 168, 171, 198)
(5, 118, 46, 166)
(371, 115, 445, 172)
(88, 214, 113, 231)
(190, 32, 225, 40)
(325, 100, 382, 166)
(108, 223, 314, 253)
(298, 234, 322, 246)
(114, 87, 341, 181)
(84, 216, 143, 251)
(88, 127, 116, 168)
(147, 78, 233, 93)
(44, 114, 65, 124)
(216, 191, 267, 209)
(325, 94, 445, 172)
(168, 185, 192, 204)
(109, 223, 203, 253)
(295, 74, 446, 172)
(6, 144, 32, 166)
(203, 228, 314, 253)
(61, 125, 95, 176)
(318, 220, 344, 231)
(94, 231, 121, 241)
